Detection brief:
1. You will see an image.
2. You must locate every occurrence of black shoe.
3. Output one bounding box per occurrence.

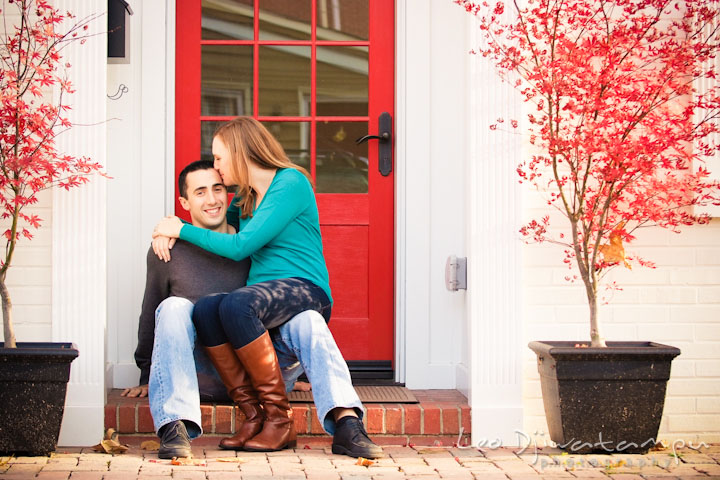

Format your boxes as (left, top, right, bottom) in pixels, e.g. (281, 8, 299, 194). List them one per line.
(331, 416, 384, 459)
(158, 420, 192, 459)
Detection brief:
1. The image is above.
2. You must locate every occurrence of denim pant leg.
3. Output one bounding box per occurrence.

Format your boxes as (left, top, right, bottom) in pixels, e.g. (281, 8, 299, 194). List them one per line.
(149, 297, 203, 439)
(273, 310, 363, 435)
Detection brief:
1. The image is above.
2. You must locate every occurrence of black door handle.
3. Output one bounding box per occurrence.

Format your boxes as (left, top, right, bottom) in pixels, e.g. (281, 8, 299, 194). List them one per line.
(355, 112, 392, 176)
(356, 132, 390, 143)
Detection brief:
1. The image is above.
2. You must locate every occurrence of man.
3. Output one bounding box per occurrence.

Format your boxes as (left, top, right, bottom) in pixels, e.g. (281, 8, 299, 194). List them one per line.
(123, 160, 382, 459)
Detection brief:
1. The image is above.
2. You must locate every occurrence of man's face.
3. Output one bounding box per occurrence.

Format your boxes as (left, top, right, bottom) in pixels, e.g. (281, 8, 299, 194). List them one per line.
(179, 168, 228, 231)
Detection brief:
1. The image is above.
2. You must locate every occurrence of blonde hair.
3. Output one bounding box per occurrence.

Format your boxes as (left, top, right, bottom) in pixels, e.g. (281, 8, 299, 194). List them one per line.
(214, 117, 312, 218)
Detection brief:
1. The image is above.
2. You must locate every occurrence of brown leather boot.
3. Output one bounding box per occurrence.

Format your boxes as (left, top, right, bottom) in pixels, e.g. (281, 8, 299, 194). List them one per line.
(204, 343, 264, 450)
(234, 331, 297, 451)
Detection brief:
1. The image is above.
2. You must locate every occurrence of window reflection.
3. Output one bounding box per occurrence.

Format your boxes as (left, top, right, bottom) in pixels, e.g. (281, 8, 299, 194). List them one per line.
(316, 121, 368, 193)
(316, 0, 368, 40)
(317, 46, 368, 116)
(202, 0, 254, 40)
(202, 45, 253, 116)
(200, 121, 227, 161)
(263, 122, 311, 171)
(259, 0, 312, 40)
(259, 46, 311, 117)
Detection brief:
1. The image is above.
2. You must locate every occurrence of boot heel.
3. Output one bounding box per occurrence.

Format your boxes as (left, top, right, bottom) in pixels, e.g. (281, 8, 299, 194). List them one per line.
(286, 439, 297, 448)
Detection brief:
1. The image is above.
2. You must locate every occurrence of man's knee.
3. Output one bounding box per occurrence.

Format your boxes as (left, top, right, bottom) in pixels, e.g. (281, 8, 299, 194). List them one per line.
(282, 310, 328, 344)
(155, 297, 194, 331)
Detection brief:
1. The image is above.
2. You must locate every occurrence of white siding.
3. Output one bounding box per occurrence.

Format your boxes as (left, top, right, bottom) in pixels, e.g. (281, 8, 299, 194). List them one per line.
(0, 190, 53, 343)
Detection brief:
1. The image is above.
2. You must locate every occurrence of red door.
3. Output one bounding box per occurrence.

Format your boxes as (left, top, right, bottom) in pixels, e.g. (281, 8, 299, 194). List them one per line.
(176, 1, 395, 374)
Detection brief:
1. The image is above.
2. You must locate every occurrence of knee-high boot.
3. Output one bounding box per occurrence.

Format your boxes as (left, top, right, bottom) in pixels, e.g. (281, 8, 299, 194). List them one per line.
(204, 343, 264, 450)
(234, 331, 297, 451)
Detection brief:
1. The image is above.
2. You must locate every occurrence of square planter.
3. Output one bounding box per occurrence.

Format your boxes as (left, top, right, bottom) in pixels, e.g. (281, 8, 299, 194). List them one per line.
(0, 342, 79, 455)
(529, 340, 680, 454)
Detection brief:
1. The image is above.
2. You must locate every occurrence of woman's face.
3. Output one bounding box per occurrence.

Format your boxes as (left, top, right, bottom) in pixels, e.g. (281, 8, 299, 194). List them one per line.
(212, 135, 237, 186)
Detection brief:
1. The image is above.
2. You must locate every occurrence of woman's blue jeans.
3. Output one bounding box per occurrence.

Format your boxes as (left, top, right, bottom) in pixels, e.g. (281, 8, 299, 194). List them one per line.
(192, 277, 331, 349)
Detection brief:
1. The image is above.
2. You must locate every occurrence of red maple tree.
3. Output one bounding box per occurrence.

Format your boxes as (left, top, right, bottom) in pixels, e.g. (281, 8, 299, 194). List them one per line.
(0, 0, 104, 348)
(456, 0, 720, 346)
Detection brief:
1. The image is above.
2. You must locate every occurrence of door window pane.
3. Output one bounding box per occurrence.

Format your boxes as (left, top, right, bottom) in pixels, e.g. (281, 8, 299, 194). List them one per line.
(259, 46, 311, 117)
(259, 0, 312, 40)
(202, 45, 253, 116)
(316, 0, 368, 40)
(316, 121, 368, 193)
(317, 46, 368, 116)
(263, 122, 311, 171)
(202, 0, 254, 40)
(200, 121, 228, 161)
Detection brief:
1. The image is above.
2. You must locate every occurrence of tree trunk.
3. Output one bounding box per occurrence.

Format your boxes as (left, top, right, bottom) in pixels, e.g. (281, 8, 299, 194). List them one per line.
(1, 277, 16, 348)
(588, 290, 606, 348)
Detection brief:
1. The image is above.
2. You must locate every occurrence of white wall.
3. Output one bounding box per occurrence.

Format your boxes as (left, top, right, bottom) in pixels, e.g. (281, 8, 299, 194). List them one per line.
(398, 0, 470, 389)
(106, 0, 173, 388)
(0, 190, 53, 343)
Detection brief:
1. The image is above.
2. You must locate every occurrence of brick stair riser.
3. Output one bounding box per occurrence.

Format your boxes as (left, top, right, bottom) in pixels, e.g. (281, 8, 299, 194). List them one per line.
(106, 403, 471, 436)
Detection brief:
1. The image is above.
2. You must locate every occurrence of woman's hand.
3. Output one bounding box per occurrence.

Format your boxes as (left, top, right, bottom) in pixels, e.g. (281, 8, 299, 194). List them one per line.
(152, 235, 176, 262)
(152, 216, 183, 262)
(153, 215, 183, 238)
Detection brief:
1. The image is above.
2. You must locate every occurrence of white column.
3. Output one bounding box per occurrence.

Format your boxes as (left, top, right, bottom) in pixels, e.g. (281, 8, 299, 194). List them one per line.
(52, 0, 107, 446)
(466, 17, 525, 445)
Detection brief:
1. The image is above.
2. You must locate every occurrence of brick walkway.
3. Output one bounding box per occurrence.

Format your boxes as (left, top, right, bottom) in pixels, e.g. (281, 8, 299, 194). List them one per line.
(2, 443, 719, 479)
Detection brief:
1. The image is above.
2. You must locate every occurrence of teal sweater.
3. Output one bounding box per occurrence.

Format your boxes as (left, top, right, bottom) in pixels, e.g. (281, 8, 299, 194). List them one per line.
(179, 168, 332, 303)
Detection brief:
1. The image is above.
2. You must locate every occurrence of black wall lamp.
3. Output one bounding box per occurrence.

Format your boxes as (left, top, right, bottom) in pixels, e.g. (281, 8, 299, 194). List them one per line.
(108, 0, 133, 59)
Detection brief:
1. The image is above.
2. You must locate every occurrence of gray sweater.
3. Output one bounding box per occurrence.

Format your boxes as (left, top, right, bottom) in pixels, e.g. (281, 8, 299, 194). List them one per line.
(134, 239, 250, 385)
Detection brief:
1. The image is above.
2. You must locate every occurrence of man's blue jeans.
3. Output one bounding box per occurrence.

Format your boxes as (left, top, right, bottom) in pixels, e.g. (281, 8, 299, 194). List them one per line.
(148, 297, 363, 437)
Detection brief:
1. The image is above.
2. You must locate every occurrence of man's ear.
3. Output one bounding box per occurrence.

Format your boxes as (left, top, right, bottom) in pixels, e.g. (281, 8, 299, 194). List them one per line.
(178, 196, 191, 212)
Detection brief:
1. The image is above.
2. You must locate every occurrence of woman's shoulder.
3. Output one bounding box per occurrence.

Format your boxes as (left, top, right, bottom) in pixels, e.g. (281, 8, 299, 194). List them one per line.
(276, 168, 312, 191)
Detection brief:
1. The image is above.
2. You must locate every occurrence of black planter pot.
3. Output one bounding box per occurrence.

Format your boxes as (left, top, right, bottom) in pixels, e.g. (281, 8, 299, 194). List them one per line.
(0, 342, 79, 455)
(529, 341, 680, 454)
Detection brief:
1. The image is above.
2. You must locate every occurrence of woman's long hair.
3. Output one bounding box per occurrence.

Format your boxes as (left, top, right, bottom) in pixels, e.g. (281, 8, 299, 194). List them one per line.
(214, 117, 312, 218)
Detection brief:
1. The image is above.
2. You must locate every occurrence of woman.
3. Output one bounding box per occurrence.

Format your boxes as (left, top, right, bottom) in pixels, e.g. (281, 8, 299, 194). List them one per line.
(152, 117, 332, 452)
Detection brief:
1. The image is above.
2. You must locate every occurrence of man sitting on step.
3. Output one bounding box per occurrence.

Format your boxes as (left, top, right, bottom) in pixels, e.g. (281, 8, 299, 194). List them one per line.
(122, 160, 383, 459)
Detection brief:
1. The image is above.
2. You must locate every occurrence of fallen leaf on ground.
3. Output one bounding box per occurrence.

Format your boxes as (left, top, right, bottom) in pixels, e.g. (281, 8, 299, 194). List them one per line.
(416, 448, 449, 454)
(92, 428, 129, 454)
(215, 457, 247, 463)
(140, 440, 160, 451)
(355, 457, 375, 467)
(170, 457, 206, 466)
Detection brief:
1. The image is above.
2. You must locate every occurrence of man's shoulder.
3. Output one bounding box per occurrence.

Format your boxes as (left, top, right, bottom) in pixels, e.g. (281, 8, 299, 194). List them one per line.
(147, 239, 237, 264)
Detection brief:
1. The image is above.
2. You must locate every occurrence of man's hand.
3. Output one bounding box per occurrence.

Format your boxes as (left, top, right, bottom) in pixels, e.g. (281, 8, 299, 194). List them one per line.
(121, 384, 148, 398)
(152, 235, 176, 263)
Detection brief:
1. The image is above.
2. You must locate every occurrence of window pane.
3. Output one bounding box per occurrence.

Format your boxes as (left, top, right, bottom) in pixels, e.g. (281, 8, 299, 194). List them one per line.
(316, 121, 368, 193)
(317, 46, 368, 116)
(202, 0, 254, 40)
(259, 46, 311, 117)
(200, 121, 227, 161)
(202, 46, 253, 116)
(316, 0, 368, 41)
(259, 0, 311, 40)
(263, 122, 311, 172)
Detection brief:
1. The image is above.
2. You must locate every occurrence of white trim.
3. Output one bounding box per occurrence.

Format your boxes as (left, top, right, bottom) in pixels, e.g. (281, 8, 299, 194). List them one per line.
(53, 0, 107, 446)
(394, 0, 408, 384)
(466, 10, 525, 445)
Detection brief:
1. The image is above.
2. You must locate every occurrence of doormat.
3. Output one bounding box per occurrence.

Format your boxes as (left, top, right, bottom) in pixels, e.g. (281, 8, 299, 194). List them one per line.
(289, 385, 418, 404)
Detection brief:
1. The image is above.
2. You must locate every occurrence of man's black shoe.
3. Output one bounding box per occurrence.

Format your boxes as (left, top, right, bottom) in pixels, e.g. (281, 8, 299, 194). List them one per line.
(158, 420, 192, 459)
(331, 416, 384, 458)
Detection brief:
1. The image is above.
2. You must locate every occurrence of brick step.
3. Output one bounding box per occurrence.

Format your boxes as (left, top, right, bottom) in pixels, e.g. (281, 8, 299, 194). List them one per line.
(106, 389, 471, 440)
